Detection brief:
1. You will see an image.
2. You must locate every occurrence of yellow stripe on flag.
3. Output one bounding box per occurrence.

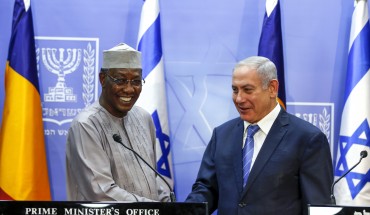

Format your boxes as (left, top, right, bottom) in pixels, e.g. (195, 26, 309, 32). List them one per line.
(0, 62, 51, 200)
(277, 97, 286, 110)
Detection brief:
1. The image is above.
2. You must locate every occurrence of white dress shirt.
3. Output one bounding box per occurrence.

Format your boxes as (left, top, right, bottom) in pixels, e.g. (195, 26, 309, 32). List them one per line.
(243, 103, 281, 168)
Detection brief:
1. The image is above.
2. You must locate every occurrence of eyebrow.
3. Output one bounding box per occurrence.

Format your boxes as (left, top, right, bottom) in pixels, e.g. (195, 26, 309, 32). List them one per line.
(232, 83, 255, 88)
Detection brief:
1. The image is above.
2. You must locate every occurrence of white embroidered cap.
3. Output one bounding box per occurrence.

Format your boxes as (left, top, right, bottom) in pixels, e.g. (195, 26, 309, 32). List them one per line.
(102, 43, 141, 69)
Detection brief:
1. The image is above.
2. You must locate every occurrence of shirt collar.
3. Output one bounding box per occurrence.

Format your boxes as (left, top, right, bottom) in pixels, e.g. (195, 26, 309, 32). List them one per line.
(244, 103, 281, 135)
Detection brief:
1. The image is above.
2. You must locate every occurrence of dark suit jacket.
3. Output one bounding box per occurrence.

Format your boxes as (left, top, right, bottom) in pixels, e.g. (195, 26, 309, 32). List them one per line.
(186, 109, 333, 215)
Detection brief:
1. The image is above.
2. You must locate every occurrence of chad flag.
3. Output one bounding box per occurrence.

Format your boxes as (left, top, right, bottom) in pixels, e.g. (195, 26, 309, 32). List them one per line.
(258, 0, 286, 109)
(0, 0, 51, 200)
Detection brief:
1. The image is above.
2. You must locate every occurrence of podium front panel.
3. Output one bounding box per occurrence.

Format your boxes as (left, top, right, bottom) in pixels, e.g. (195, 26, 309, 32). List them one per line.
(309, 204, 370, 215)
(0, 201, 208, 215)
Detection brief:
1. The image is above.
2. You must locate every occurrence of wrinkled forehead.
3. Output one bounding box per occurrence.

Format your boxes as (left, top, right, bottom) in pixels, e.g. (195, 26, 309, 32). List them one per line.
(104, 68, 142, 76)
(233, 66, 258, 77)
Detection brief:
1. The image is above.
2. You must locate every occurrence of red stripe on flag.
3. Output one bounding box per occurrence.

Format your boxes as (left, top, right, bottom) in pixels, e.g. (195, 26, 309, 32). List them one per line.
(0, 188, 14, 200)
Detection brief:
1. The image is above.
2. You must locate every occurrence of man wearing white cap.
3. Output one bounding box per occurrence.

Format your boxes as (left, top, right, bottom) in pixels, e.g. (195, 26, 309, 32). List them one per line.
(66, 43, 170, 202)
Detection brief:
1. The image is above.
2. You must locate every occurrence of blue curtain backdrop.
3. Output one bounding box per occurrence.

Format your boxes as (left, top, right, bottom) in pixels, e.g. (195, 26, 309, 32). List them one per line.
(0, 0, 366, 201)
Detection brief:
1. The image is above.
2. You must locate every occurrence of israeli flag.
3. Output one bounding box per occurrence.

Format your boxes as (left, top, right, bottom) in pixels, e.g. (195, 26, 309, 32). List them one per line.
(334, 0, 370, 205)
(136, 0, 174, 188)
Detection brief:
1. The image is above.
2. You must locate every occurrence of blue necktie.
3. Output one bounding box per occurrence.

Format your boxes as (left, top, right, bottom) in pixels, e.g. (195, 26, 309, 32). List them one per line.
(243, 124, 259, 187)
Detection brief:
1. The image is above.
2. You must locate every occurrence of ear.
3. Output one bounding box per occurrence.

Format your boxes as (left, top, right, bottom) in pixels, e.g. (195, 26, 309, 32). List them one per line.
(99, 72, 106, 87)
(269, 79, 279, 97)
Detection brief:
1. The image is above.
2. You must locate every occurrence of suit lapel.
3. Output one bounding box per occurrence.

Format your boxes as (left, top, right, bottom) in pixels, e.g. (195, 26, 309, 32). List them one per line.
(231, 119, 245, 195)
(242, 110, 289, 196)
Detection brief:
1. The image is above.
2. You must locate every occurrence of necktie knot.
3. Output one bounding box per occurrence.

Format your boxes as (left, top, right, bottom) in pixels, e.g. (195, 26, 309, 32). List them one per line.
(247, 124, 259, 138)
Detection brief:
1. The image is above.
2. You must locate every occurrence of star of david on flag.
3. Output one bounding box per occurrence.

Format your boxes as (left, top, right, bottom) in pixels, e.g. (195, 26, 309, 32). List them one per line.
(136, 0, 174, 189)
(334, 0, 370, 205)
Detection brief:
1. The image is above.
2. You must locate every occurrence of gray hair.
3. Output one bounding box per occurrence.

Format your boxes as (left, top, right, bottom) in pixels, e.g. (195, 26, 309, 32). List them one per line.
(233, 56, 277, 89)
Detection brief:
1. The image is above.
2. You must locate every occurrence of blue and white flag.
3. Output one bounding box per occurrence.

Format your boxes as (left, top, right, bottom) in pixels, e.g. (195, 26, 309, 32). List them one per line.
(334, 0, 370, 205)
(136, 0, 174, 188)
(258, 0, 286, 109)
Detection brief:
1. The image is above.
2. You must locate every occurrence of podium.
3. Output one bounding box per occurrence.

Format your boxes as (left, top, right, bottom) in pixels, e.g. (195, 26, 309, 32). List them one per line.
(308, 204, 370, 215)
(0, 201, 208, 215)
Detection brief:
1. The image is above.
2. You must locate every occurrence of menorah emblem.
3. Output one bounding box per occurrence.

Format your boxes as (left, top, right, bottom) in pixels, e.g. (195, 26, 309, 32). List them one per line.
(42, 47, 81, 102)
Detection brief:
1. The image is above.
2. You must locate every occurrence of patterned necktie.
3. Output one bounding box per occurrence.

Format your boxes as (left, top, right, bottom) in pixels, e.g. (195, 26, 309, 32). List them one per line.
(243, 124, 260, 187)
